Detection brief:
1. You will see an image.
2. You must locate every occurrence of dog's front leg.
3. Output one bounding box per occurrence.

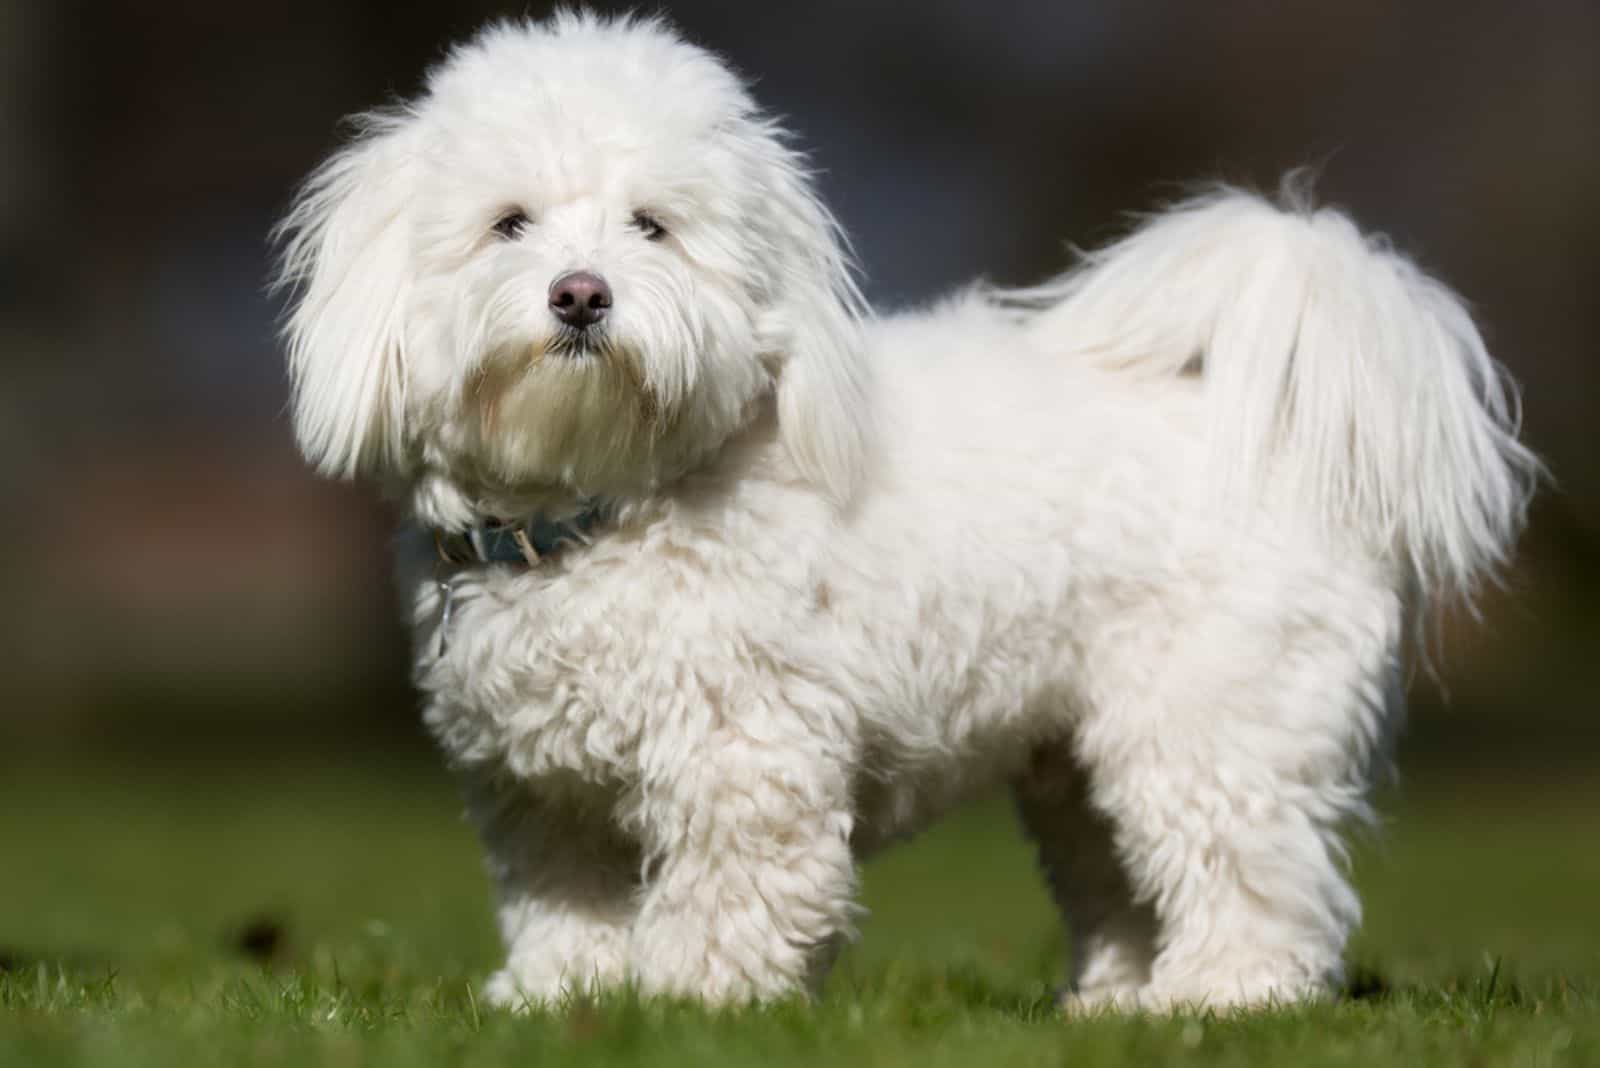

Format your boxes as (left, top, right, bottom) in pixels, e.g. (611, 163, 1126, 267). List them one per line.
(462, 774, 643, 1010)
(624, 725, 858, 1004)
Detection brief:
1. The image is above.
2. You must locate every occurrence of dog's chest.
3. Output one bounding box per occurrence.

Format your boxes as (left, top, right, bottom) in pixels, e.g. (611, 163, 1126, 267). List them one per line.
(412, 566, 660, 786)
(407, 536, 823, 788)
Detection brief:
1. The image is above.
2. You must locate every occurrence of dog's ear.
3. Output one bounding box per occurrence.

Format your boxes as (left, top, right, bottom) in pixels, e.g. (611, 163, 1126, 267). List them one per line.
(748, 132, 873, 506)
(273, 112, 417, 480)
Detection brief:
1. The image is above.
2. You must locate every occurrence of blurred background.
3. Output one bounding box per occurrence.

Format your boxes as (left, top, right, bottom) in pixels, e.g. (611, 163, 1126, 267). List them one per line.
(1, 3, 1595, 800)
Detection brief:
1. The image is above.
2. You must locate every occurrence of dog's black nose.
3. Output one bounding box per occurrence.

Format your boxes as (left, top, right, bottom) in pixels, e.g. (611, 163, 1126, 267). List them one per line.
(549, 271, 612, 328)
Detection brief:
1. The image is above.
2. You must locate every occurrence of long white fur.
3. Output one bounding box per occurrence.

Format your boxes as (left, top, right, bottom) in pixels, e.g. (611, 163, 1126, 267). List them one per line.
(275, 12, 1536, 1012)
(1013, 188, 1538, 601)
(275, 110, 418, 480)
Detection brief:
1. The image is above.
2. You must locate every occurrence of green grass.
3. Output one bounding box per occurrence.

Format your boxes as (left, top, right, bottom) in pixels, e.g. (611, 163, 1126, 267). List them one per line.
(1, 751, 1596, 1066)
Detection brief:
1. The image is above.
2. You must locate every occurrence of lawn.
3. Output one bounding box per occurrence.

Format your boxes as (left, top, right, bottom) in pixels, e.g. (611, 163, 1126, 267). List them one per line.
(1, 748, 1595, 1067)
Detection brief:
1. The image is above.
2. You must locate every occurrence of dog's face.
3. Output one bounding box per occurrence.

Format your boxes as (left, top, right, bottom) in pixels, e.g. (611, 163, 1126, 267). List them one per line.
(277, 14, 870, 522)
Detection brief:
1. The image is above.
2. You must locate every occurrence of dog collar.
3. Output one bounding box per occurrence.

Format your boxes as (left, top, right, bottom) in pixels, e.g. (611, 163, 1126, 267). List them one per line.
(432, 504, 604, 568)
(428, 503, 604, 657)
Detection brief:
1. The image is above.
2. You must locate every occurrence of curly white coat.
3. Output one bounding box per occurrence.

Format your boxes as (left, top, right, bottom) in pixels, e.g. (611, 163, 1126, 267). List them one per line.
(275, 12, 1537, 1011)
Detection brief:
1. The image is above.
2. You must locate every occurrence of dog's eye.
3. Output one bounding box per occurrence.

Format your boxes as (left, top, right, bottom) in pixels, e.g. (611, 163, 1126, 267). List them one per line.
(632, 211, 667, 242)
(492, 210, 530, 240)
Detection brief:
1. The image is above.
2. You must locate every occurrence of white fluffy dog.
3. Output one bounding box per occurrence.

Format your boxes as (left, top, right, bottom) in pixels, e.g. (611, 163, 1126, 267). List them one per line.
(276, 12, 1537, 1011)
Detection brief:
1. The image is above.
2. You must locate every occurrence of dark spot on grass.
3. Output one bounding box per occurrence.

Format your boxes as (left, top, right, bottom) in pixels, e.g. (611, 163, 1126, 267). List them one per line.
(1346, 965, 1392, 1002)
(233, 916, 287, 963)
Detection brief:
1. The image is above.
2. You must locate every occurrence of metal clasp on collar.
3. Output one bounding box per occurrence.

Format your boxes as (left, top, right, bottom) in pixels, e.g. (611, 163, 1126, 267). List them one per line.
(427, 503, 605, 656)
(435, 575, 460, 657)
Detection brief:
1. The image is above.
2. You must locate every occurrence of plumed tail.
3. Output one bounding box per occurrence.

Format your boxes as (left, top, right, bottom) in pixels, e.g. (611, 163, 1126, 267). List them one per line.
(1011, 187, 1540, 604)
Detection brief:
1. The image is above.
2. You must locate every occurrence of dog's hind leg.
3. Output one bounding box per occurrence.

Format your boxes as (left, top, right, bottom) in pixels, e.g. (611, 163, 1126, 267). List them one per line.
(1072, 576, 1402, 1011)
(1014, 742, 1157, 1012)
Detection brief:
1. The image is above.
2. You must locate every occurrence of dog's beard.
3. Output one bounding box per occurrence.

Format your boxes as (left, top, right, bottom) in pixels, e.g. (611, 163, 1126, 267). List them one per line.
(460, 328, 670, 496)
(434, 279, 765, 503)
(542, 323, 611, 362)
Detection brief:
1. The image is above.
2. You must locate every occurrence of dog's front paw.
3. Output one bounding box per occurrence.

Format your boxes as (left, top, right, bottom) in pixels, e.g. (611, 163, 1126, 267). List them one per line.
(1134, 970, 1335, 1015)
(481, 966, 607, 1012)
(1057, 983, 1145, 1016)
(481, 968, 550, 1013)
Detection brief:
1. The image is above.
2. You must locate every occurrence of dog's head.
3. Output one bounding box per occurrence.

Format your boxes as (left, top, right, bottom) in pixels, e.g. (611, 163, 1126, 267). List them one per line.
(275, 13, 869, 522)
